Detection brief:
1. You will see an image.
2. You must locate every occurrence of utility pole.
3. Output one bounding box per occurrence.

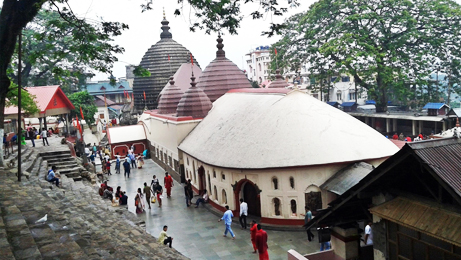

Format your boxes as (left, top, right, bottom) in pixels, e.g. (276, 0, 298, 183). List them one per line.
(17, 31, 22, 182)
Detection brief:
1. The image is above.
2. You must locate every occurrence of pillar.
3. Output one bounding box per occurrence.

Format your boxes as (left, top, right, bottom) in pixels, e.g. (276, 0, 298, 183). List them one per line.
(412, 120, 416, 135)
(386, 118, 390, 133)
(371, 118, 376, 129)
(419, 121, 423, 135)
(392, 119, 397, 132)
(443, 121, 447, 131)
(43, 117, 47, 131)
(65, 114, 69, 135)
(330, 226, 360, 260)
(365, 117, 369, 126)
(434, 122, 438, 134)
(38, 117, 42, 131)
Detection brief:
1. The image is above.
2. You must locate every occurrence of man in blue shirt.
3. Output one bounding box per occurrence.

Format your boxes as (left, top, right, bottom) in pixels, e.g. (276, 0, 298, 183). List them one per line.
(218, 205, 235, 239)
(302, 206, 314, 241)
(47, 166, 60, 187)
(123, 159, 131, 178)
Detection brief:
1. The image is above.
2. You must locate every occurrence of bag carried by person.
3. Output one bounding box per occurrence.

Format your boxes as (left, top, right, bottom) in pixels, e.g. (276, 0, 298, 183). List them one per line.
(151, 196, 156, 203)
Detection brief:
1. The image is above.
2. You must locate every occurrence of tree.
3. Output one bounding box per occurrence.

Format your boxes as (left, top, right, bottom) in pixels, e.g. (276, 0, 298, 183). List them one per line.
(274, 0, 461, 112)
(68, 91, 97, 127)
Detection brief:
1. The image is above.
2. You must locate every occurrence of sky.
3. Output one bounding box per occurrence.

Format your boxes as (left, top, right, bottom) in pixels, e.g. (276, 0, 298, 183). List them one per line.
(62, 0, 312, 81)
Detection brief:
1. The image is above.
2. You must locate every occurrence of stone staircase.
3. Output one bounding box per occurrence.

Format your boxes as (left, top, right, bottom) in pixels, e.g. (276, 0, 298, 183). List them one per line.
(0, 146, 188, 260)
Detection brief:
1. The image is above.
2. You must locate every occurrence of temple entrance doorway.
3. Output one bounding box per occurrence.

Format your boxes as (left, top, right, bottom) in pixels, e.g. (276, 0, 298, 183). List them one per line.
(242, 182, 261, 217)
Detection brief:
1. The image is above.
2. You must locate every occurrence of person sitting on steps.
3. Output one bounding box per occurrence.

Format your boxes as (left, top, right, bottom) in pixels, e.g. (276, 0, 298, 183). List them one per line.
(47, 166, 60, 187)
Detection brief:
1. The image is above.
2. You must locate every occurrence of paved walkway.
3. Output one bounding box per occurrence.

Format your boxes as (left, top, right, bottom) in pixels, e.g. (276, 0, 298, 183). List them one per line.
(99, 159, 318, 260)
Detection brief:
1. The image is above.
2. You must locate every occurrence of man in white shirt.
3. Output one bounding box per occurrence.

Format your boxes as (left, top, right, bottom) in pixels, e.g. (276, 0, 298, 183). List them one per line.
(364, 221, 373, 245)
(84, 147, 90, 157)
(194, 189, 208, 208)
(41, 128, 49, 146)
(239, 198, 248, 229)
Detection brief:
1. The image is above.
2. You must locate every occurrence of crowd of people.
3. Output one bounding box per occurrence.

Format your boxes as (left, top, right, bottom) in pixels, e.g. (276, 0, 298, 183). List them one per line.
(390, 132, 432, 142)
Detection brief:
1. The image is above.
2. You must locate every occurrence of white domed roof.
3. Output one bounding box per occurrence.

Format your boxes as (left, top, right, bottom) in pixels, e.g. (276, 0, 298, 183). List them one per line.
(178, 89, 399, 169)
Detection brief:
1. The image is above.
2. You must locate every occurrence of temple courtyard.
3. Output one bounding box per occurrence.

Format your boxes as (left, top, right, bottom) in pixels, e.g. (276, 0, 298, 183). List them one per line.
(97, 158, 318, 260)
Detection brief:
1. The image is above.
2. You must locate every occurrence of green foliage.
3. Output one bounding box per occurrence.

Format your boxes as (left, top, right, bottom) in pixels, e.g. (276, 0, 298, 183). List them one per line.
(8, 9, 127, 91)
(274, 0, 461, 112)
(5, 82, 40, 117)
(132, 66, 151, 77)
(68, 91, 97, 126)
(250, 80, 260, 88)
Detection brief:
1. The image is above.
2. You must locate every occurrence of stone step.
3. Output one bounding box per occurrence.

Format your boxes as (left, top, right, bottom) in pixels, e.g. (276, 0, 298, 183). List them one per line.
(38, 151, 71, 157)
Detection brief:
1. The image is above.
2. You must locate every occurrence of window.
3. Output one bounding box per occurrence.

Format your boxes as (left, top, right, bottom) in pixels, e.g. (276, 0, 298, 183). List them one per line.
(208, 174, 212, 195)
(273, 198, 281, 216)
(342, 76, 350, 82)
(221, 172, 225, 180)
(259, 64, 261, 71)
(291, 200, 297, 215)
(160, 152, 163, 162)
(193, 171, 196, 183)
(168, 156, 172, 166)
(336, 91, 342, 101)
(156, 148, 159, 157)
(187, 157, 189, 165)
(349, 92, 356, 101)
(222, 189, 227, 204)
(272, 177, 279, 190)
(289, 177, 295, 189)
(173, 160, 178, 171)
(214, 186, 218, 201)
(213, 170, 216, 178)
(164, 153, 167, 163)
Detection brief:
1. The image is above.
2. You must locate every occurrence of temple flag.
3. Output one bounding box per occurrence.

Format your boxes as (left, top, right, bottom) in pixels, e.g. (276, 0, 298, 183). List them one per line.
(80, 106, 84, 120)
(143, 91, 146, 100)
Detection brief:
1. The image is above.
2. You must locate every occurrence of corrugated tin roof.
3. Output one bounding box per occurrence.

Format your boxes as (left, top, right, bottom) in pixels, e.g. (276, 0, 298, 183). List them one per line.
(107, 125, 146, 144)
(320, 162, 374, 195)
(25, 86, 75, 112)
(86, 81, 131, 95)
(327, 101, 339, 106)
(370, 196, 461, 247)
(95, 96, 116, 106)
(341, 102, 357, 107)
(422, 103, 448, 109)
(447, 108, 461, 117)
(408, 139, 461, 197)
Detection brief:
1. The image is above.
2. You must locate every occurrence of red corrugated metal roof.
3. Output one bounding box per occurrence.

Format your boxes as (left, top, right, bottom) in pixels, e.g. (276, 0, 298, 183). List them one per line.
(25, 85, 74, 113)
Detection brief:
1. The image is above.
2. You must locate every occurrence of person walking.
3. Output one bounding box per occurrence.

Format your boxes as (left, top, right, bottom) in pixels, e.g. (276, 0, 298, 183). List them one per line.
(255, 224, 269, 260)
(93, 143, 97, 154)
(218, 205, 235, 239)
(130, 152, 137, 169)
(302, 206, 315, 242)
(151, 175, 159, 194)
(28, 128, 35, 147)
(184, 183, 191, 207)
(115, 153, 121, 174)
(239, 198, 248, 229)
(158, 225, 173, 248)
(164, 172, 174, 198)
(135, 188, 145, 213)
(155, 184, 163, 207)
(186, 179, 193, 205)
(364, 221, 373, 245)
(123, 159, 130, 178)
(41, 128, 49, 146)
(250, 220, 258, 253)
(143, 182, 152, 209)
(137, 153, 144, 169)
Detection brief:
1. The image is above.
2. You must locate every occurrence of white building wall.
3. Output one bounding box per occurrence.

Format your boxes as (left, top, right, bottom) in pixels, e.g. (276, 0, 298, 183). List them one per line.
(183, 153, 386, 220)
(245, 50, 271, 83)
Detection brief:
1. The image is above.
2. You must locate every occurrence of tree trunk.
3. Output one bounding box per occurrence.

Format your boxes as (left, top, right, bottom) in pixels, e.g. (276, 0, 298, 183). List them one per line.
(375, 73, 388, 112)
(0, 0, 44, 166)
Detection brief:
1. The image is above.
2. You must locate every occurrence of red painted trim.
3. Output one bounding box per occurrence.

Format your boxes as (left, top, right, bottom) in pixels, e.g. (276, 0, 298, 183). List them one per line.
(208, 198, 227, 213)
(143, 110, 204, 121)
(233, 178, 258, 216)
(260, 217, 304, 226)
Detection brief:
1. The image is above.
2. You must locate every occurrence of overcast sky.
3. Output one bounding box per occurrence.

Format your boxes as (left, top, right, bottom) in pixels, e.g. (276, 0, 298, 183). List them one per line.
(62, 0, 312, 81)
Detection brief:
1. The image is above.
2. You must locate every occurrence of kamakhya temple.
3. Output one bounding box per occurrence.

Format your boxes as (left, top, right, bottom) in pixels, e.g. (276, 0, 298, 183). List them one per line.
(115, 17, 400, 226)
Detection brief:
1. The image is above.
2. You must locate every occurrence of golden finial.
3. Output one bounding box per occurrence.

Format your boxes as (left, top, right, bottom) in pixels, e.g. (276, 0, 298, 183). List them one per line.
(163, 7, 166, 19)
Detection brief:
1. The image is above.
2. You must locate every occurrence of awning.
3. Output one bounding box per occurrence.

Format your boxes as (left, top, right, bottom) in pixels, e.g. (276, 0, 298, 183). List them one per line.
(320, 162, 373, 195)
(341, 102, 357, 107)
(369, 197, 461, 247)
(423, 103, 448, 109)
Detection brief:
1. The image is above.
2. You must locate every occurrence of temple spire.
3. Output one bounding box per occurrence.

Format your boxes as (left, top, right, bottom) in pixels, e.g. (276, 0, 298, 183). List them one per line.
(160, 9, 172, 39)
(216, 33, 225, 58)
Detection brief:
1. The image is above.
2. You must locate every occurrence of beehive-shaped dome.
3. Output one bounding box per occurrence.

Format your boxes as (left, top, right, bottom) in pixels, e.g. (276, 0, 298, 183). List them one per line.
(268, 69, 290, 88)
(158, 76, 183, 114)
(196, 35, 251, 102)
(176, 73, 212, 118)
(132, 16, 199, 110)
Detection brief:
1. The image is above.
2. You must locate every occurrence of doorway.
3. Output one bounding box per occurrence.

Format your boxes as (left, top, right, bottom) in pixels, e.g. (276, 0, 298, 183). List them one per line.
(243, 182, 261, 217)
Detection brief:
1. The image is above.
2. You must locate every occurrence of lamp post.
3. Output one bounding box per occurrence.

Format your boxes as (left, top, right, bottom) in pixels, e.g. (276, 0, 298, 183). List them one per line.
(17, 31, 22, 182)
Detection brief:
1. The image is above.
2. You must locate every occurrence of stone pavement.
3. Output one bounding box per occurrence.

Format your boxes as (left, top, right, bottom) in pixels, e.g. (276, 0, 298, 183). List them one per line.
(101, 159, 319, 260)
(0, 137, 188, 260)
